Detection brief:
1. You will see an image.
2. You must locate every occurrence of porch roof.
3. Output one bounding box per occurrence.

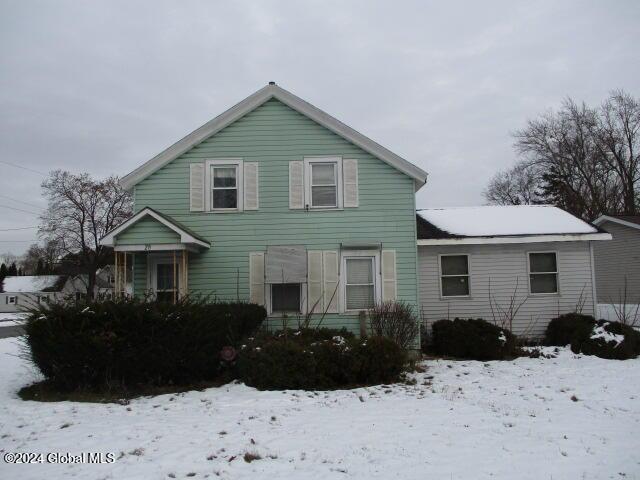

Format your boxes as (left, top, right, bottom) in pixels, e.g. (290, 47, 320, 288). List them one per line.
(100, 207, 210, 252)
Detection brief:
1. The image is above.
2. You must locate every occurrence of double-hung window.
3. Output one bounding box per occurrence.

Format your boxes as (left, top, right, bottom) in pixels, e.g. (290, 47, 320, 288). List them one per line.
(8, 296, 16, 305)
(345, 257, 376, 311)
(440, 254, 470, 297)
(212, 165, 238, 209)
(304, 157, 342, 208)
(206, 159, 243, 211)
(528, 252, 558, 294)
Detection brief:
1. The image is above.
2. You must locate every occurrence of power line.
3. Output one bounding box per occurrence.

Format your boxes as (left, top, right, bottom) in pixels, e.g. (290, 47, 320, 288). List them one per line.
(0, 240, 35, 243)
(0, 204, 41, 215)
(0, 160, 46, 176)
(0, 226, 38, 231)
(0, 195, 44, 211)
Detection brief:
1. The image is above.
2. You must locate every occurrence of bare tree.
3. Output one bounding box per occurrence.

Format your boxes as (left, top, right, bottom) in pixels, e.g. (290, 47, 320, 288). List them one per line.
(39, 171, 132, 298)
(484, 161, 542, 206)
(484, 91, 639, 220)
(595, 90, 640, 215)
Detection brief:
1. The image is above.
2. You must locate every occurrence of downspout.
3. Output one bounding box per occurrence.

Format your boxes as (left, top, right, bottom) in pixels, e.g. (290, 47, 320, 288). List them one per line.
(589, 241, 598, 318)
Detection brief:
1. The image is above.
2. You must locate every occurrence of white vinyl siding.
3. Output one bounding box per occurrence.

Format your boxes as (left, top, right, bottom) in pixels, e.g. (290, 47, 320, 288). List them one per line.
(419, 241, 596, 338)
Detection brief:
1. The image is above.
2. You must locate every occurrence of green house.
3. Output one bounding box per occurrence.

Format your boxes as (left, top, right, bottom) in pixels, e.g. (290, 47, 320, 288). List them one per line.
(101, 83, 428, 333)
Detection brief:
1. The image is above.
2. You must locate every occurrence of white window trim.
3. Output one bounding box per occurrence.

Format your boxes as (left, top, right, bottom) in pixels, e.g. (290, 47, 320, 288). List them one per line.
(527, 250, 560, 296)
(340, 250, 381, 314)
(205, 158, 244, 212)
(304, 156, 343, 209)
(8, 296, 17, 305)
(147, 254, 182, 299)
(266, 283, 307, 317)
(438, 254, 471, 299)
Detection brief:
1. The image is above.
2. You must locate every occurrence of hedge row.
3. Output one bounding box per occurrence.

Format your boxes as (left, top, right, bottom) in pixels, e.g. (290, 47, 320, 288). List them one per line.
(235, 328, 407, 390)
(24, 298, 266, 389)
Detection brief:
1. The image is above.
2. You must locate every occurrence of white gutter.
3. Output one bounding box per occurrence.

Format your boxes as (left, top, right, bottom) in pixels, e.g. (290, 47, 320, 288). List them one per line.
(417, 232, 612, 246)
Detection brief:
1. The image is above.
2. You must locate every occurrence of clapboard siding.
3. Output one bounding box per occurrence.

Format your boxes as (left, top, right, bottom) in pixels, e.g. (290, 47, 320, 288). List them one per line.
(115, 216, 180, 245)
(593, 220, 640, 302)
(132, 99, 418, 333)
(418, 241, 596, 338)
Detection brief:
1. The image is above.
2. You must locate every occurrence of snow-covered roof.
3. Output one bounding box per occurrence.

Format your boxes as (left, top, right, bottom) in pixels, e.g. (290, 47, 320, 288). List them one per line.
(416, 206, 610, 245)
(1, 275, 66, 293)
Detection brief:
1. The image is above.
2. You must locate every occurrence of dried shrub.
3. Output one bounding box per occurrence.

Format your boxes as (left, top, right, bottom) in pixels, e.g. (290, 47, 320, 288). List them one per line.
(368, 301, 419, 349)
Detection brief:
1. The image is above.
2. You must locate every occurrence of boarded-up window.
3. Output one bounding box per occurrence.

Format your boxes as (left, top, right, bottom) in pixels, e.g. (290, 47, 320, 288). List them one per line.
(266, 246, 307, 284)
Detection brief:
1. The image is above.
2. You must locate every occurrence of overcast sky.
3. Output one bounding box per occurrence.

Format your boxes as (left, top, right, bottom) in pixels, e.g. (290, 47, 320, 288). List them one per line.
(1, 0, 639, 255)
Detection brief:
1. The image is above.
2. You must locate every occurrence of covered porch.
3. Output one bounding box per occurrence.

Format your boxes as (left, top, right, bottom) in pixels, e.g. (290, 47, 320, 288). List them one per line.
(101, 207, 210, 303)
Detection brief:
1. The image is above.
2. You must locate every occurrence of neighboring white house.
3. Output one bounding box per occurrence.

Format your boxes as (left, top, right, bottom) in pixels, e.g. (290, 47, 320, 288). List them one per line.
(417, 205, 611, 338)
(0, 275, 70, 313)
(592, 215, 640, 323)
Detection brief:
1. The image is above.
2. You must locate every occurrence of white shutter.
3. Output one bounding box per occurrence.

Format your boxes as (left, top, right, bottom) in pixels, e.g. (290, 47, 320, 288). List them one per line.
(343, 159, 358, 208)
(307, 251, 323, 313)
(289, 161, 304, 209)
(323, 250, 339, 313)
(381, 249, 397, 302)
(249, 252, 265, 305)
(189, 163, 205, 212)
(244, 162, 259, 210)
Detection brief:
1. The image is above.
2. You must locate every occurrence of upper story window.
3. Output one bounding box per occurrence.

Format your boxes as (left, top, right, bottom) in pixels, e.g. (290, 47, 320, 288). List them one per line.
(212, 165, 238, 209)
(304, 157, 343, 209)
(7, 296, 16, 305)
(205, 159, 244, 212)
(528, 252, 558, 294)
(440, 254, 470, 297)
(311, 163, 337, 207)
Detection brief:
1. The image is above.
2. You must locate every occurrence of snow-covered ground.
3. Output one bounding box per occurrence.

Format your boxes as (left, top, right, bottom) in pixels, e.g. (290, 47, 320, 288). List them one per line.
(0, 338, 639, 479)
(0, 313, 25, 327)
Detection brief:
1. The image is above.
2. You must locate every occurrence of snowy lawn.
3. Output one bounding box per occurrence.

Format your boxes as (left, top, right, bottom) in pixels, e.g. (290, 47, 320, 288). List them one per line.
(0, 313, 26, 327)
(0, 338, 639, 479)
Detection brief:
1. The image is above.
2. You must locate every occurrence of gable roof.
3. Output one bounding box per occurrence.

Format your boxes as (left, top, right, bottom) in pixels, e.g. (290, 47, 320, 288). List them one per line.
(593, 215, 640, 231)
(100, 207, 210, 249)
(1, 275, 67, 293)
(417, 205, 611, 245)
(120, 83, 428, 191)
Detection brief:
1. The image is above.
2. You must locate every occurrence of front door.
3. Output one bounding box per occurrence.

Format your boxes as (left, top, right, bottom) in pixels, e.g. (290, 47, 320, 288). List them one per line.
(149, 255, 181, 303)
